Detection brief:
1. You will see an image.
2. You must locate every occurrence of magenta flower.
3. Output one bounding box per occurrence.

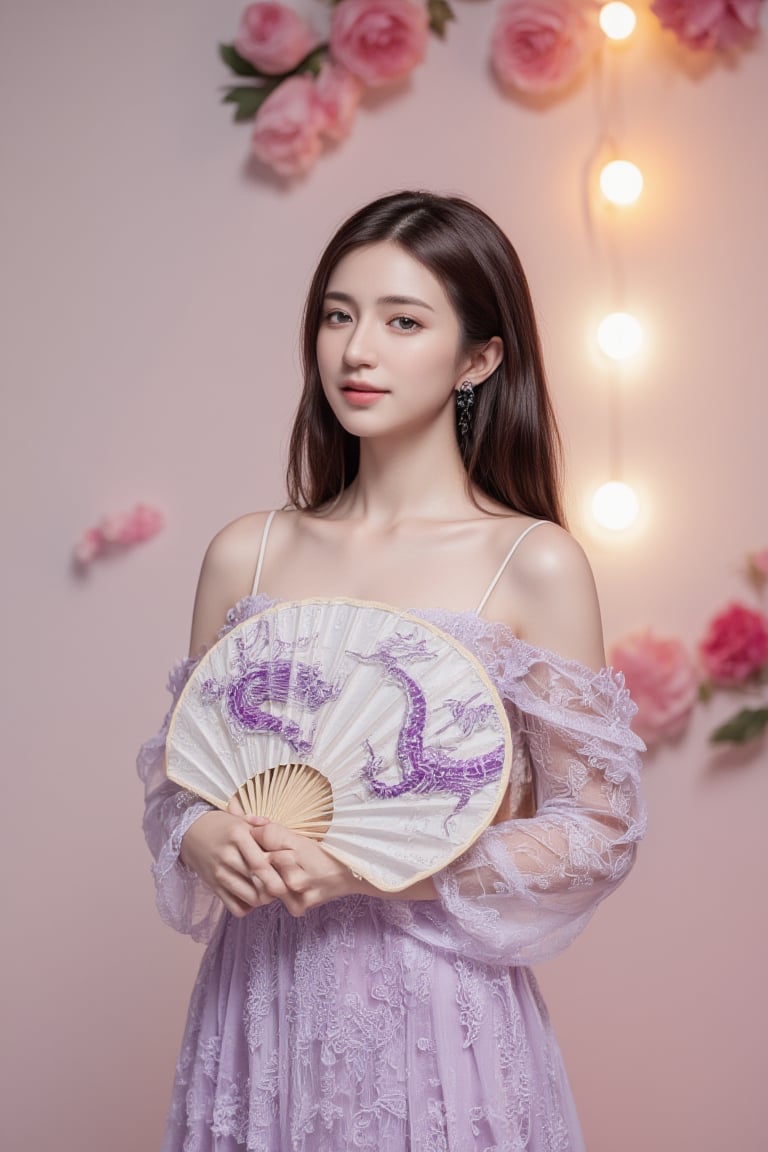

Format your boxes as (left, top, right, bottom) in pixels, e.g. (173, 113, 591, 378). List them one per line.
(699, 602, 768, 685)
(610, 630, 698, 745)
(651, 0, 763, 51)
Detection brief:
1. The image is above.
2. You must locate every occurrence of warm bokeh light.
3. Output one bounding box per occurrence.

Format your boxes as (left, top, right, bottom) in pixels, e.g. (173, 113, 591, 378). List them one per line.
(597, 312, 643, 360)
(599, 2, 637, 39)
(592, 481, 639, 530)
(600, 160, 644, 205)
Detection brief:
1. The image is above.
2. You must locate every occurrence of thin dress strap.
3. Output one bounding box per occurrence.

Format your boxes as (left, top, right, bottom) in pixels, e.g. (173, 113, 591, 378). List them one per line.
(250, 510, 277, 596)
(475, 520, 548, 616)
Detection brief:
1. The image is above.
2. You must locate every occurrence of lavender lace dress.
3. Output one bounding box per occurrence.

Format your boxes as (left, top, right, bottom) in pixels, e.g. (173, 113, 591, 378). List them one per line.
(138, 594, 646, 1152)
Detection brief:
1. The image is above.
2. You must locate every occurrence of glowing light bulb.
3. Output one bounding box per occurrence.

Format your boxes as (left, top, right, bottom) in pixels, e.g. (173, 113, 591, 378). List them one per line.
(599, 2, 637, 39)
(597, 312, 643, 360)
(600, 160, 643, 205)
(592, 482, 639, 530)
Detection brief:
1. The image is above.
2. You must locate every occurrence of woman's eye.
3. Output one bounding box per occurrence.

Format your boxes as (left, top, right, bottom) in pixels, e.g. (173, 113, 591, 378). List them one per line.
(390, 316, 421, 332)
(325, 309, 351, 325)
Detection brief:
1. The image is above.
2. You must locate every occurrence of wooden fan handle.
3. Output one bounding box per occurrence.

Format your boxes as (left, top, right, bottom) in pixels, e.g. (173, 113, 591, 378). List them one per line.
(232, 763, 334, 838)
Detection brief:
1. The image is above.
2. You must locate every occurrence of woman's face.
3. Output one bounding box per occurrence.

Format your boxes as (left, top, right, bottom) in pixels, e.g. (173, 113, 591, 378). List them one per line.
(316, 241, 468, 441)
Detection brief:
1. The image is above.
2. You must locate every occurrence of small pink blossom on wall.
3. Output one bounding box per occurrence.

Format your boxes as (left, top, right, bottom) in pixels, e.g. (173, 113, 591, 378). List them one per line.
(490, 0, 596, 95)
(651, 0, 763, 52)
(609, 630, 698, 745)
(698, 602, 768, 686)
(74, 503, 164, 569)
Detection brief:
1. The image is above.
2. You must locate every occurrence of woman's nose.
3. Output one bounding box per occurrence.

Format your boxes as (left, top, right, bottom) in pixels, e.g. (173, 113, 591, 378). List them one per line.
(343, 318, 378, 368)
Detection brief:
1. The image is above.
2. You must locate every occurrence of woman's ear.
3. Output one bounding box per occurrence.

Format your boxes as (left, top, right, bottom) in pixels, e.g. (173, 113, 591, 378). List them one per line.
(458, 336, 504, 388)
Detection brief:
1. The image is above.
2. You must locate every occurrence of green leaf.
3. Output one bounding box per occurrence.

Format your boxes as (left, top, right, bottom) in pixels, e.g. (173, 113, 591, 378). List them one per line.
(222, 85, 275, 122)
(710, 707, 768, 745)
(219, 43, 265, 79)
(294, 45, 328, 79)
(427, 0, 456, 38)
(698, 680, 713, 703)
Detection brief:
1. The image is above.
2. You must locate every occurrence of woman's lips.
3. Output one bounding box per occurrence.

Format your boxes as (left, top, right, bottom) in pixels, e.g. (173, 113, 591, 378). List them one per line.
(340, 383, 387, 406)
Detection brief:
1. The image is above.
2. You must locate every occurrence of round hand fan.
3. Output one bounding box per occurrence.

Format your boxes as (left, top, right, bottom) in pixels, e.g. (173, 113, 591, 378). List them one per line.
(166, 599, 513, 891)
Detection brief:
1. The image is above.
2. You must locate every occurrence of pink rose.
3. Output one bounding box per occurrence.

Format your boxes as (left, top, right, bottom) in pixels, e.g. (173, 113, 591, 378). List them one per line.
(699, 602, 768, 685)
(235, 2, 316, 75)
(315, 63, 364, 142)
(650, 0, 762, 51)
(330, 0, 429, 87)
(491, 0, 595, 95)
(251, 75, 326, 176)
(610, 631, 698, 745)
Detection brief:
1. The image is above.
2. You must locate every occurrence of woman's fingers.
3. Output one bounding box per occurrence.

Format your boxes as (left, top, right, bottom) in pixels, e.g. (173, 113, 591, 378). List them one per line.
(267, 849, 309, 893)
(248, 821, 299, 853)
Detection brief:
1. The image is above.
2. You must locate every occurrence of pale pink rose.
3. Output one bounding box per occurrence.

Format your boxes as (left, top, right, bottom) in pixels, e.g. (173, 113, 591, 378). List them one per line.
(651, 0, 762, 51)
(330, 0, 429, 87)
(73, 527, 104, 567)
(748, 548, 768, 583)
(491, 0, 595, 95)
(699, 602, 768, 685)
(610, 630, 698, 745)
(315, 63, 364, 142)
(251, 75, 326, 176)
(235, 2, 317, 74)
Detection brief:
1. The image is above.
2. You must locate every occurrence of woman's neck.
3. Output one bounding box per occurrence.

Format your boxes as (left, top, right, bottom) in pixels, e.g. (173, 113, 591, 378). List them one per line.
(336, 426, 475, 525)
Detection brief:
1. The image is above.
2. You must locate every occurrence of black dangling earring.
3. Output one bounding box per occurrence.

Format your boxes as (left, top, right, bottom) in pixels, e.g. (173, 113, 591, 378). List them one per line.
(456, 381, 475, 440)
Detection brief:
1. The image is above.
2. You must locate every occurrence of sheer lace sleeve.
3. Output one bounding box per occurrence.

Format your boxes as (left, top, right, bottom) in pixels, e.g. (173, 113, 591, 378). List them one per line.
(135, 596, 268, 941)
(384, 622, 647, 966)
(136, 655, 220, 940)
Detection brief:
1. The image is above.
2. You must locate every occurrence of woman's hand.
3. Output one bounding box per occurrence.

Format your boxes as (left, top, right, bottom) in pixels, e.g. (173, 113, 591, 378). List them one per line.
(245, 817, 438, 915)
(243, 816, 365, 917)
(179, 810, 283, 918)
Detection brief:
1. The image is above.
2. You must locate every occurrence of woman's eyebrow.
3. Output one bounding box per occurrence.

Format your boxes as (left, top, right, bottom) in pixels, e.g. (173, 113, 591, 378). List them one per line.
(323, 291, 435, 312)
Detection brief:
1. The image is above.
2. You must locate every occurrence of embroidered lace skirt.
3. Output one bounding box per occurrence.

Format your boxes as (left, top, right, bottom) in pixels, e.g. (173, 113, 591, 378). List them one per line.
(163, 893, 584, 1152)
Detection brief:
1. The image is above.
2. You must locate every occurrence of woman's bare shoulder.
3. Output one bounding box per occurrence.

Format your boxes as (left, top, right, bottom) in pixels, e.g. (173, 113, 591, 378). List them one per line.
(495, 521, 606, 670)
(188, 511, 274, 657)
(512, 521, 594, 582)
(202, 510, 274, 572)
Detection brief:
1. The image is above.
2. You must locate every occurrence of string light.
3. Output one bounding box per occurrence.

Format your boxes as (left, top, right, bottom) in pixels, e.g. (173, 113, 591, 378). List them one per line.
(599, 2, 637, 40)
(597, 312, 643, 360)
(588, 2, 645, 534)
(592, 481, 639, 530)
(600, 159, 643, 205)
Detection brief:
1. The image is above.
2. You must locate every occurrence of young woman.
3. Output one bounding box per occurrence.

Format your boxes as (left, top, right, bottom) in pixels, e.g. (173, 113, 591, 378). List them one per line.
(138, 190, 645, 1151)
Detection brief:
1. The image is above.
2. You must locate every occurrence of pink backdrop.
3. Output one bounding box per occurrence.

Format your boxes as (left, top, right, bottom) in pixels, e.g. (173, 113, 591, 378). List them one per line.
(2, 2, 766, 1148)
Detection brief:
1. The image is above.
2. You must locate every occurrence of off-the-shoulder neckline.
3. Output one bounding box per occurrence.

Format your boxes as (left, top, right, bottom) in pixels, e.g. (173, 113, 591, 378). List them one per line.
(235, 591, 514, 634)
(225, 592, 614, 682)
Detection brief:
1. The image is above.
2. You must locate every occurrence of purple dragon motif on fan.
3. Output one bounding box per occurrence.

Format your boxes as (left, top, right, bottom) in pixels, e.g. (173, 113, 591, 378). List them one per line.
(351, 631, 506, 820)
(200, 620, 341, 758)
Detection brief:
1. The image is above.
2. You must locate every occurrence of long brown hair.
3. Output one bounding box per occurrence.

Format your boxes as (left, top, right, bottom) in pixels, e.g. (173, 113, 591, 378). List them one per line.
(287, 190, 566, 527)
